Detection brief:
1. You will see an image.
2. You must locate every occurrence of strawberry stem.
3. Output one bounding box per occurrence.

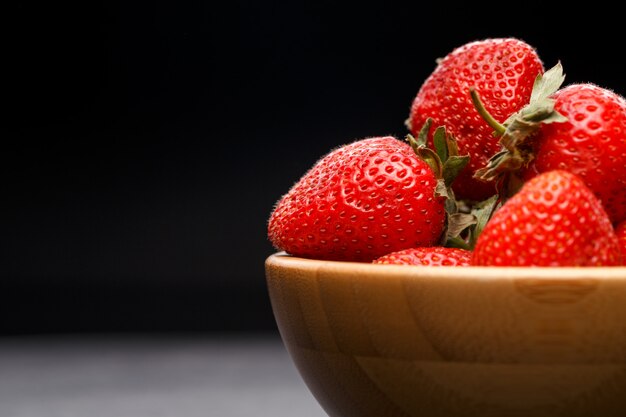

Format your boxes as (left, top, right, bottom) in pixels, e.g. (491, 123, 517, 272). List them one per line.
(469, 88, 506, 136)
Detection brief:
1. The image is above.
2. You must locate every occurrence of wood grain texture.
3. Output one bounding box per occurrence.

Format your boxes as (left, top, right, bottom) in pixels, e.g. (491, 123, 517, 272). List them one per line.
(266, 253, 626, 417)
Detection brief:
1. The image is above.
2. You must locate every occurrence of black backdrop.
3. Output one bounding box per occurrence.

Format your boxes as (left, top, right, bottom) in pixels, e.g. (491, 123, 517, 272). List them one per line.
(4, 1, 624, 333)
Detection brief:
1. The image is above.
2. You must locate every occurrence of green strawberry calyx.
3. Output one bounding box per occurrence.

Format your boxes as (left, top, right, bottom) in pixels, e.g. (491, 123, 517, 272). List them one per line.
(471, 62, 568, 194)
(468, 194, 500, 249)
(406, 119, 475, 249)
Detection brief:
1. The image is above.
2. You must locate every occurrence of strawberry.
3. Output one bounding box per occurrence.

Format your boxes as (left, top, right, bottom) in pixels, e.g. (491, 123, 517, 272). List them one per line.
(523, 84, 626, 224)
(373, 247, 471, 266)
(407, 38, 543, 202)
(268, 137, 447, 262)
(472, 170, 621, 267)
(474, 67, 626, 225)
(617, 221, 626, 265)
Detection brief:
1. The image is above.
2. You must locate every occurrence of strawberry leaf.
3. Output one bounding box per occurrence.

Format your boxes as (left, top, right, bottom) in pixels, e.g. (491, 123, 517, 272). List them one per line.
(445, 133, 460, 157)
(468, 195, 500, 249)
(417, 118, 432, 147)
(433, 126, 448, 162)
(529, 61, 565, 104)
(435, 179, 448, 198)
(408, 120, 476, 247)
(417, 147, 443, 179)
(443, 155, 470, 188)
(444, 194, 458, 216)
(475, 150, 517, 182)
(447, 213, 477, 238)
(410, 122, 469, 189)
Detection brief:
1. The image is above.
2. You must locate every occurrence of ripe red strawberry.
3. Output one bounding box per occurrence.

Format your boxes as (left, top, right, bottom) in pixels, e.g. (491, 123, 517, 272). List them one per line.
(408, 38, 543, 202)
(521, 84, 626, 225)
(472, 170, 621, 266)
(268, 137, 446, 262)
(373, 247, 471, 266)
(474, 69, 626, 225)
(617, 221, 626, 265)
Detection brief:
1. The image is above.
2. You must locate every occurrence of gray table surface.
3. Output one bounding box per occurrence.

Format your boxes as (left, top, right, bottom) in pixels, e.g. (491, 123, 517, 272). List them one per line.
(0, 335, 327, 417)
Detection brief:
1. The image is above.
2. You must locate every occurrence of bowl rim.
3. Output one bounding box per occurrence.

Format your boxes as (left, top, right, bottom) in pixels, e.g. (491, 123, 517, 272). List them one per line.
(266, 252, 626, 280)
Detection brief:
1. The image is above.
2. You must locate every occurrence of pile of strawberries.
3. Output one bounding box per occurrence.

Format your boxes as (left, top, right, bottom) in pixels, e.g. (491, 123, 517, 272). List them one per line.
(268, 38, 626, 267)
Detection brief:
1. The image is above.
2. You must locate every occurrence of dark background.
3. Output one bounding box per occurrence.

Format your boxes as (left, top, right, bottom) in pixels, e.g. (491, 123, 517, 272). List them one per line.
(3, 2, 624, 334)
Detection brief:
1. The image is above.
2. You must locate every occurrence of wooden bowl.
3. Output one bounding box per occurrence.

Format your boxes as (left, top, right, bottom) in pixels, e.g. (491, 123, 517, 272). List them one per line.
(266, 252, 626, 417)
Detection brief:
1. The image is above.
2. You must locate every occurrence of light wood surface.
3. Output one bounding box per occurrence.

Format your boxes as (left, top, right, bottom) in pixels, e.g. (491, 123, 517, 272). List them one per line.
(266, 253, 626, 417)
